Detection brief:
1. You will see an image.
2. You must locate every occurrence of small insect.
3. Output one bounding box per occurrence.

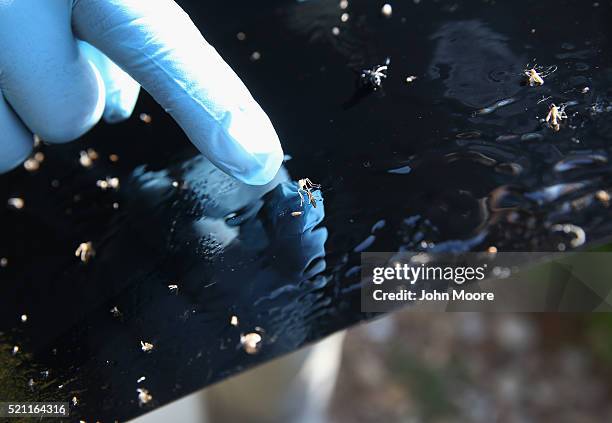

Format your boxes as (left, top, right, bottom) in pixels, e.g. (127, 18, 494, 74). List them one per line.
(72, 396, 78, 406)
(110, 306, 121, 317)
(168, 284, 178, 293)
(360, 58, 390, 90)
(140, 341, 154, 352)
(524, 68, 544, 86)
(137, 388, 153, 405)
(523, 64, 556, 86)
(241, 332, 262, 354)
(75, 242, 95, 263)
(297, 178, 321, 208)
(546, 103, 568, 132)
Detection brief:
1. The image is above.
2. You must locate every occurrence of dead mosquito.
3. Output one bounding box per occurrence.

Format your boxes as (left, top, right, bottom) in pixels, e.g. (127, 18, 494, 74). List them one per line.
(297, 178, 321, 208)
(523, 63, 557, 86)
(75, 242, 95, 263)
(140, 341, 154, 352)
(546, 103, 568, 132)
(360, 58, 390, 90)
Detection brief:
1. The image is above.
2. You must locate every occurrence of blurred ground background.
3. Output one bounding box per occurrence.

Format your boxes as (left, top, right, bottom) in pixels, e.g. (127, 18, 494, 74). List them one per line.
(330, 313, 612, 423)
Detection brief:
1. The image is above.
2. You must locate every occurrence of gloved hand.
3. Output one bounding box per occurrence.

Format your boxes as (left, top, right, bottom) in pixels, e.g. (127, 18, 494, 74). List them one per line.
(0, 0, 284, 185)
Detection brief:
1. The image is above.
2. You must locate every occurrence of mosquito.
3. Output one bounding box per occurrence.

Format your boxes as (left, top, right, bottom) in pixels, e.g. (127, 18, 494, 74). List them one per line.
(297, 178, 321, 208)
(546, 103, 568, 132)
(361, 58, 390, 90)
(523, 63, 557, 86)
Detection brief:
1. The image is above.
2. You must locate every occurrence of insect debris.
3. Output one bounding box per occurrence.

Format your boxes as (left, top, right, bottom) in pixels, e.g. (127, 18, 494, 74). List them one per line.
(523, 64, 557, 87)
(140, 341, 154, 352)
(137, 388, 153, 405)
(297, 178, 322, 208)
(360, 58, 390, 90)
(75, 242, 95, 263)
(241, 332, 263, 354)
(546, 103, 568, 132)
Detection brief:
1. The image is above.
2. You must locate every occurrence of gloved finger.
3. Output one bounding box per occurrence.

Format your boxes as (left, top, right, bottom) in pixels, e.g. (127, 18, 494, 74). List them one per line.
(77, 41, 141, 124)
(0, 92, 33, 173)
(0, 0, 105, 144)
(72, 0, 284, 186)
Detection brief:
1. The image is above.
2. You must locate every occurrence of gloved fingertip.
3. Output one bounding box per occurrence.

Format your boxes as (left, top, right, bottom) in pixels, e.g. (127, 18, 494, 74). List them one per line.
(102, 89, 139, 123)
(234, 148, 284, 186)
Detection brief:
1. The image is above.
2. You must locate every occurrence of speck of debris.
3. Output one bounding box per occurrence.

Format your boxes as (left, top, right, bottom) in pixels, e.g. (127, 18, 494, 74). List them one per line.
(488, 246, 498, 254)
(51, 179, 60, 188)
(110, 306, 121, 317)
(137, 376, 146, 383)
(339, 0, 348, 9)
(137, 388, 153, 405)
(33, 134, 42, 146)
(28, 378, 35, 388)
(241, 332, 262, 354)
(291, 211, 303, 217)
(341, 12, 349, 22)
(332, 26, 340, 36)
(34, 152, 45, 163)
(250, 51, 261, 61)
(112, 202, 120, 210)
(230, 315, 239, 326)
(236, 32, 246, 41)
(381, 3, 392, 17)
(168, 284, 178, 293)
(141, 341, 154, 352)
(75, 242, 95, 263)
(7, 197, 24, 210)
(0, 257, 8, 268)
(20, 314, 28, 323)
(582, 87, 590, 93)
(172, 181, 180, 188)
(139, 113, 152, 123)
(12, 345, 19, 355)
(109, 154, 119, 162)
(405, 75, 418, 83)
(72, 396, 78, 406)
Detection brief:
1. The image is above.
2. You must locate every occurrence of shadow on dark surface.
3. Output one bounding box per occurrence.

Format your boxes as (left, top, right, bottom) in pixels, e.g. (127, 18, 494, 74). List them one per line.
(1, 0, 612, 420)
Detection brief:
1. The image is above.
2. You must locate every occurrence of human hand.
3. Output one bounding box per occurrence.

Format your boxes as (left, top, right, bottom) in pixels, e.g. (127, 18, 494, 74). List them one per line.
(0, 0, 284, 185)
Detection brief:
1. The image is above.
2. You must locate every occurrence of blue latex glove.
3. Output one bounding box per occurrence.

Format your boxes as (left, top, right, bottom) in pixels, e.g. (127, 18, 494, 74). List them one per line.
(0, 0, 284, 185)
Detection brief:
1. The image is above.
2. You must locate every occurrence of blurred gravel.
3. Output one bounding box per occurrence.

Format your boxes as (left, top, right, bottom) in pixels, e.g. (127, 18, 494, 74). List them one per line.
(330, 313, 612, 423)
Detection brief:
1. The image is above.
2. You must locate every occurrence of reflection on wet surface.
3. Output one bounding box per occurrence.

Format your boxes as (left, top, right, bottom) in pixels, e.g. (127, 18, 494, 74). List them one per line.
(1, 0, 612, 420)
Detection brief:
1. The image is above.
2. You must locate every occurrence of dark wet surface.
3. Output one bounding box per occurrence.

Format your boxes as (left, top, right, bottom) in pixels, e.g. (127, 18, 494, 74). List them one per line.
(1, 0, 612, 420)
